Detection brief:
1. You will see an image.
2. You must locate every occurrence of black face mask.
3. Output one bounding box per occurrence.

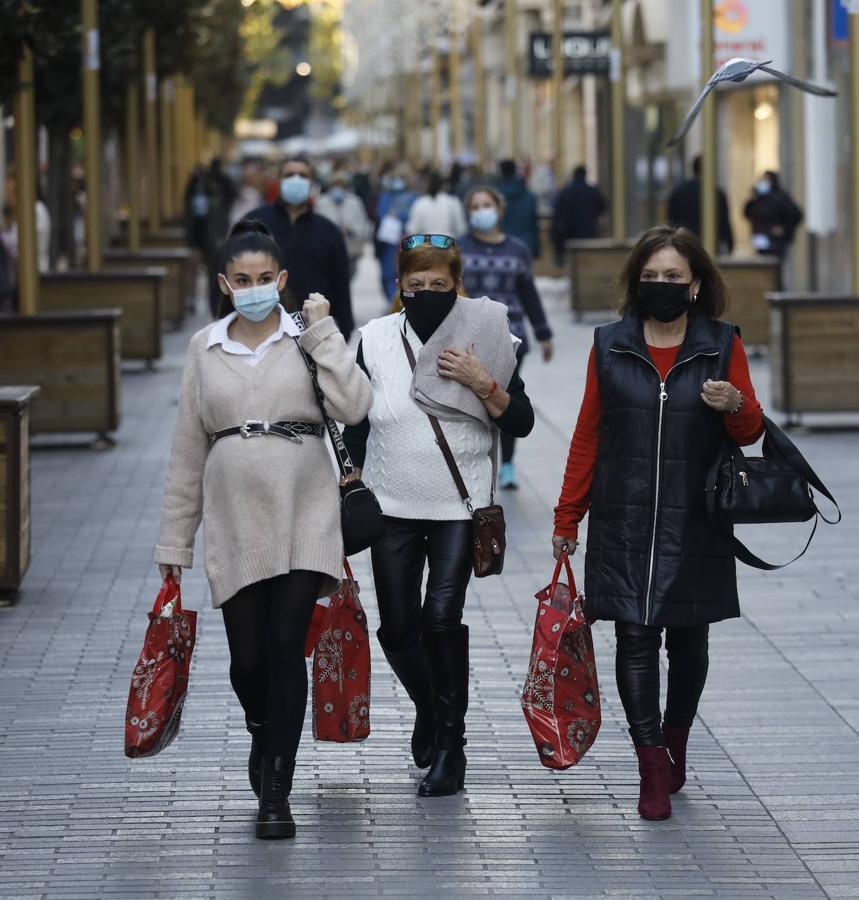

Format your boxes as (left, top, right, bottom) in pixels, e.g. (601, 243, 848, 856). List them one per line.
(401, 288, 457, 342)
(636, 281, 692, 323)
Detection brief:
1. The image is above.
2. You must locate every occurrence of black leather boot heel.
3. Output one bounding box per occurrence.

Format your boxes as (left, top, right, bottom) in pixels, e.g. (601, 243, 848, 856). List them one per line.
(246, 718, 266, 798)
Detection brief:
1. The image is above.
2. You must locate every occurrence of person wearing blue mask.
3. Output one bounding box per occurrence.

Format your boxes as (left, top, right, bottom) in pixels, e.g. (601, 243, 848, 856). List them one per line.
(459, 186, 554, 490)
(316, 171, 372, 280)
(155, 218, 372, 839)
(374, 163, 417, 303)
(246, 156, 355, 340)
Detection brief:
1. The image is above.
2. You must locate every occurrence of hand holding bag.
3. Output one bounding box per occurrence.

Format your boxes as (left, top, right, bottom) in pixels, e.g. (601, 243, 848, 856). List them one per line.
(399, 330, 506, 578)
(521, 552, 601, 769)
(291, 313, 385, 556)
(311, 560, 371, 743)
(705, 414, 841, 570)
(124, 576, 197, 758)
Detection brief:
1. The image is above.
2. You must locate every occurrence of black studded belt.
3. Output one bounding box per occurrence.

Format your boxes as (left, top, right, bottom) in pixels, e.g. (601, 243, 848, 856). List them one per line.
(208, 419, 325, 446)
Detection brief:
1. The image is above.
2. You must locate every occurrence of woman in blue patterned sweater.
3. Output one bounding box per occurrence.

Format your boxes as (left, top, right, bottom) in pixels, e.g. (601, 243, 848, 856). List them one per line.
(459, 185, 554, 488)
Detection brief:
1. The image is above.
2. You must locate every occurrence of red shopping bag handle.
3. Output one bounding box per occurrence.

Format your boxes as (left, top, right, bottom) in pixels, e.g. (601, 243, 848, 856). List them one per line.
(549, 550, 577, 599)
(152, 575, 183, 616)
(343, 558, 354, 582)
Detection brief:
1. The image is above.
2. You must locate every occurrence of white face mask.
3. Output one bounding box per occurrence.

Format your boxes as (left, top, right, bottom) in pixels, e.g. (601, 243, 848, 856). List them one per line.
(225, 276, 283, 322)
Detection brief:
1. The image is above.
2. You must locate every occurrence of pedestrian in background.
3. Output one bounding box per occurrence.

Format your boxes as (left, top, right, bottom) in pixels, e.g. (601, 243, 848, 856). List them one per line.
(229, 160, 265, 226)
(247, 155, 354, 340)
(743, 170, 803, 259)
(551, 165, 606, 263)
(154, 219, 371, 840)
(375, 163, 417, 303)
(552, 224, 763, 821)
(667, 155, 734, 255)
(495, 159, 540, 259)
(315, 170, 372, 280)
(342, 234, 534, 797)
(460, 185, 553, 489)
(406, 170, 467, 241)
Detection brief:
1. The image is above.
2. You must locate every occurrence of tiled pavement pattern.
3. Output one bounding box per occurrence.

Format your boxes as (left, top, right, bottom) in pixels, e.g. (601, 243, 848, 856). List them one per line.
(0, 257, 856, 899)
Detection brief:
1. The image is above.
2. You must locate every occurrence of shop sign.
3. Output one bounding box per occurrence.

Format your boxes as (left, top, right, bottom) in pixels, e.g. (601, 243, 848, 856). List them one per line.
(528, 31, 612, 78)
(713, 0, 789, 71)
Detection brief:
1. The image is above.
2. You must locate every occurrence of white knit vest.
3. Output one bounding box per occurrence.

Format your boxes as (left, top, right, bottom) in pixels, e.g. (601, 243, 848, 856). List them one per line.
(360, 313, 493, 521)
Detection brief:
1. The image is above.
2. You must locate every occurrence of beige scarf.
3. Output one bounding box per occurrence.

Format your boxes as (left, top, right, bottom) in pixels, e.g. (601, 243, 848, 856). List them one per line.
(407, 296, 519, 427)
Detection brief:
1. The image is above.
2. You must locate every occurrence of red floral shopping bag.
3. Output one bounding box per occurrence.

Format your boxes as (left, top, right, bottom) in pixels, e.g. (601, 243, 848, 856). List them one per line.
(124, 576, 197, 758)
(521, 552, 601, 769)
(311, 560, 371, 742)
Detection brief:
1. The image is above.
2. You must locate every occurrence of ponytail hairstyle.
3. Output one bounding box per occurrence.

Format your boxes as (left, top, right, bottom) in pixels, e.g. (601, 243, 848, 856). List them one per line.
(216, 218, 287, 318)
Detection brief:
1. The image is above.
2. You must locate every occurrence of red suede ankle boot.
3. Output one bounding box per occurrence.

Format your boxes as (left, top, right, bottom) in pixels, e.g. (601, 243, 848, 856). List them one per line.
(635, 746, 672, 820)
(663, 725, 690, 794)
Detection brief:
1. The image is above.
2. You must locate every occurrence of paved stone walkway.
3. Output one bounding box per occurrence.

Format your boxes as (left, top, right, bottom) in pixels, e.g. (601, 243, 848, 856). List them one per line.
(0, 257, 856, 899)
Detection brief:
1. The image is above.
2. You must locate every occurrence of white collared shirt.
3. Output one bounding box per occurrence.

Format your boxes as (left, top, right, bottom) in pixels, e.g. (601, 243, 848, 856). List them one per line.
(207, 307, 302, 367)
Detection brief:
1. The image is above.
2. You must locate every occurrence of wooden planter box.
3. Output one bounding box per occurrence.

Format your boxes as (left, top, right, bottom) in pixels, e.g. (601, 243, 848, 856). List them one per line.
(718, 256, 781, 347)
(0, 386, 39, 593)
(40, 269, 165, 363)
(103, 248, 194, 326)
(0, 311, 121, 435)
(767, 293, 859, 418)
(566, 239, 634, 319)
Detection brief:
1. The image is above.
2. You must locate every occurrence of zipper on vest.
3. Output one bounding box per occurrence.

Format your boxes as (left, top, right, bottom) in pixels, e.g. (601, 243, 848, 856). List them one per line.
(610, 347, 718, 625)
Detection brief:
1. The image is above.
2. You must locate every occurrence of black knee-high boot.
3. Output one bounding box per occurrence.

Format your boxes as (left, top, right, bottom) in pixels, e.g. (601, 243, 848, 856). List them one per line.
(377, 629, 437, 768)
(418, 625, 468, 797)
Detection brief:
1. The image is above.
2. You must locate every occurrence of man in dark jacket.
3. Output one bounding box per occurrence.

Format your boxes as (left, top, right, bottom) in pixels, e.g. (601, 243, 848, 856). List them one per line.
(247, 155, 354, 339)
(743, 170, 803, 259)
(667, 156, 734, 255)
(495, 160, 540, 258)
(551, 165, 606, 260)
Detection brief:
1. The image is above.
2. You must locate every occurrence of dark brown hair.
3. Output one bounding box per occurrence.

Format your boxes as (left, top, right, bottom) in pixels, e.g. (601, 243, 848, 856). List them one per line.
(617, 225, 730, 319)
(464, 184, 505, 211)
(216, 219, 289, 319)
(397, 242, 463, 284)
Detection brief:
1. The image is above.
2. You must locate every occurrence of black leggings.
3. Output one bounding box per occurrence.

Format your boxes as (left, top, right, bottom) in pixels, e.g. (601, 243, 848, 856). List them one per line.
(371, 517, 472, 649)
(615, 622, 710, 747)
(221, 571, 322, 759)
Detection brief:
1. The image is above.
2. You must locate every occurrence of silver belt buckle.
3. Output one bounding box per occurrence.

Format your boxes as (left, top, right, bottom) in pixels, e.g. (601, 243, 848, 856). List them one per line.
(240, 419, 269, 438)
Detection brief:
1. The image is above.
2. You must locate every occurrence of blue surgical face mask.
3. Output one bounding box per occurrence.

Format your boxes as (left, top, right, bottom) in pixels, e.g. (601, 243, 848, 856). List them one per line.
(280, 175, 312, 206)
(755, 179, 771, 195)
(389, 177, 406, 191)
(226, 276, 283, 322)
(470, 207, 499, 233)
(329, 185, 346, 203)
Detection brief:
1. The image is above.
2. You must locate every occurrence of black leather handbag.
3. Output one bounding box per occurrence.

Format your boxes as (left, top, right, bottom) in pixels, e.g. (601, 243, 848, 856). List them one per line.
(293, 331, 385, 556)
(705, 415, 840, 569)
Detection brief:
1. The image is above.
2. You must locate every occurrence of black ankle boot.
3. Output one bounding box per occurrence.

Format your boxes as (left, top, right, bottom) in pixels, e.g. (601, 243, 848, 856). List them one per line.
(418, 626, 468, 797)
(246, 718, 266, 798)
(377, 629, 436, 768)
(255, 756, 296, 840)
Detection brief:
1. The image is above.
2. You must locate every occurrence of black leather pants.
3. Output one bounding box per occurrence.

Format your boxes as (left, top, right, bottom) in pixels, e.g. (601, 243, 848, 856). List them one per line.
(615, 622, 710, 747)
(371, 517, 473, 648)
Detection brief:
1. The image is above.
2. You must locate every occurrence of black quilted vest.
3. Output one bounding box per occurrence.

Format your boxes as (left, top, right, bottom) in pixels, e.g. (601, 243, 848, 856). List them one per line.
(584, 311, 740, 628)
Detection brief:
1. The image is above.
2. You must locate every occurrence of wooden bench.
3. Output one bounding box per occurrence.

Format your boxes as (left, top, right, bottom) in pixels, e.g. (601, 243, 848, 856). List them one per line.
(0, 386, 40, 595)
(103, 248, 194, 327)
(767, 293, 859, 422)
(718, 256, 781, 347)
(566, 239, 634, 319)
(40, 269, 164, 364)
(0, 311, 121, 438)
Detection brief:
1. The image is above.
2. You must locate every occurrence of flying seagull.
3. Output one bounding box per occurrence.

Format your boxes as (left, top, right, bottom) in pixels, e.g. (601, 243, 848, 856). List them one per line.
(668, 57, 837, 147)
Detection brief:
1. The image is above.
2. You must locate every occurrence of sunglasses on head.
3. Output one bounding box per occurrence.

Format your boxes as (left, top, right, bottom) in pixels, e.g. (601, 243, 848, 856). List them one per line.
(401, 234, 457, 251)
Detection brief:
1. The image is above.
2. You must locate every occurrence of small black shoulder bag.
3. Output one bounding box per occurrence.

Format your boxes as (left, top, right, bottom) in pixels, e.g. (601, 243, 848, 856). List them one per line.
(705, 414, 840, 570)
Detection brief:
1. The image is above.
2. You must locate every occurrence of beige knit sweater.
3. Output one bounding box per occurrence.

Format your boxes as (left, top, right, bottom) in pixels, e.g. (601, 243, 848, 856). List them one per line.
(154, 316, 372, 608)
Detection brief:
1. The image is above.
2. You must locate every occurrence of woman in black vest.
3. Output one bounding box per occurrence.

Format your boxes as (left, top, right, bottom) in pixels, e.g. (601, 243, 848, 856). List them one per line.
(552, 225, 764, 820)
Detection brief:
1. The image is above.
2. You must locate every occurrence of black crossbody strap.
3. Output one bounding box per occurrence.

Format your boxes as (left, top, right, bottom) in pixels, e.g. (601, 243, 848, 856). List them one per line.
(730, 515, 819, 571)
(760, 415, 841, 523)
(400, 331, 473, 512)
(291, 329, 354, 479)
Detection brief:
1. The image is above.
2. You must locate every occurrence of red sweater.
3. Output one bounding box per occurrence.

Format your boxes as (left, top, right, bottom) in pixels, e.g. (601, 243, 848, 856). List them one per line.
(554, 335, 764, 539)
